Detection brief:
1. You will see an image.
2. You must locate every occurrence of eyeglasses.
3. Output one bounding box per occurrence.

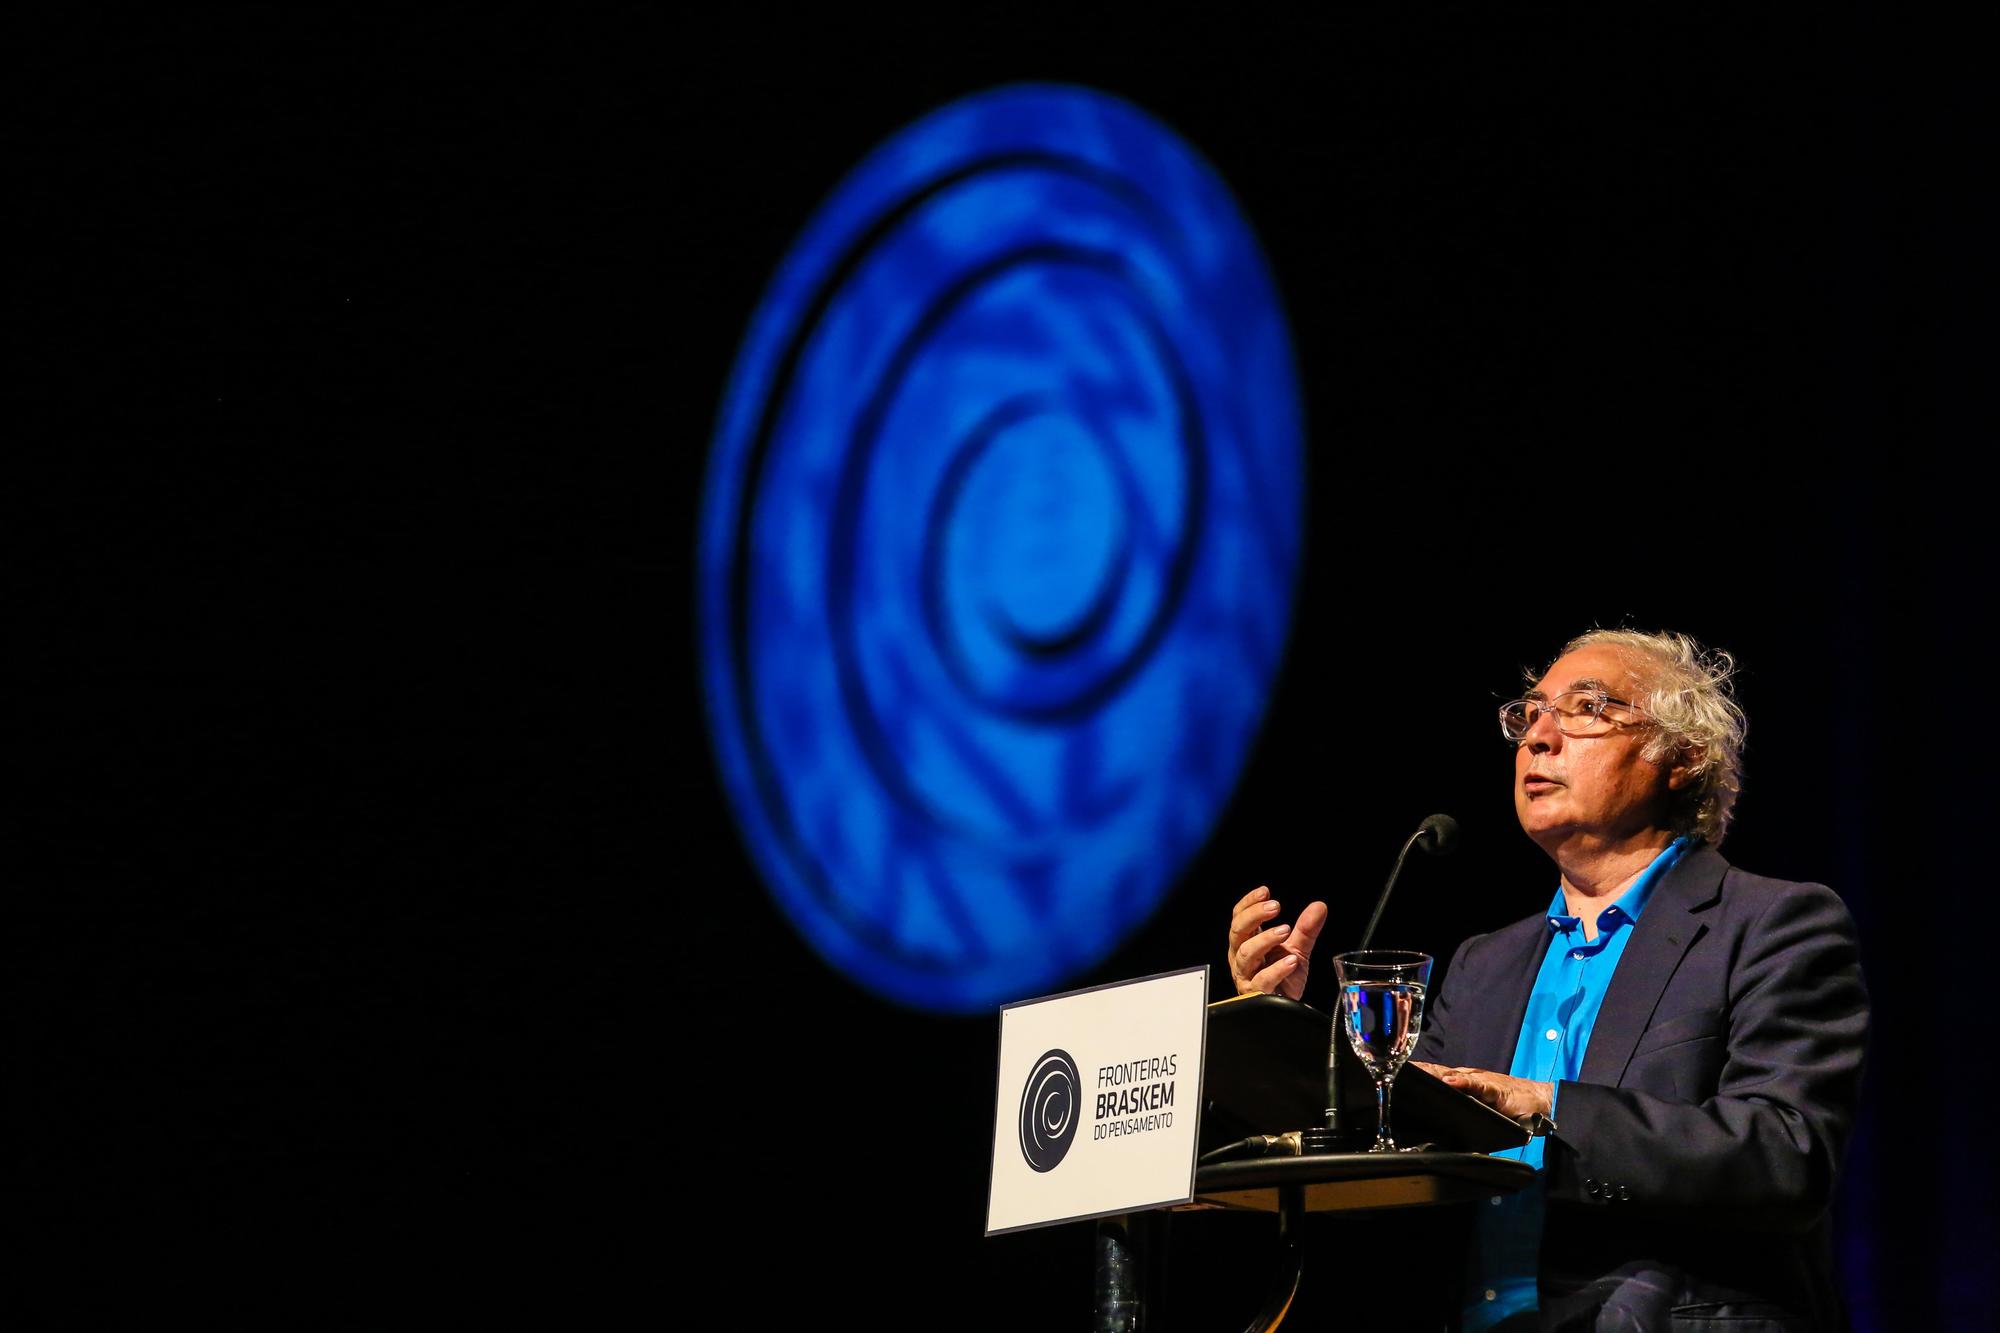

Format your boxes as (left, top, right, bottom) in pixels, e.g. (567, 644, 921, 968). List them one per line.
(1497, 689, 1647, 743)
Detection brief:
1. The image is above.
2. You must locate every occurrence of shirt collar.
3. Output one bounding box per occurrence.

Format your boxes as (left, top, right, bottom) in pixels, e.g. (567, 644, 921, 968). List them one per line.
(1546, 836, 1692, 934)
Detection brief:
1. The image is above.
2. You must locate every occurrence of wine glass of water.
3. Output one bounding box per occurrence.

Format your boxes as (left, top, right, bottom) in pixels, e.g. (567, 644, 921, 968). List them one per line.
(1331, 950, 1433, 1152)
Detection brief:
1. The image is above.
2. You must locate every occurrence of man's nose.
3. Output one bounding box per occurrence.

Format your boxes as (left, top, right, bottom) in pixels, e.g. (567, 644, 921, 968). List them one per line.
(1523, 707, 1563, 751)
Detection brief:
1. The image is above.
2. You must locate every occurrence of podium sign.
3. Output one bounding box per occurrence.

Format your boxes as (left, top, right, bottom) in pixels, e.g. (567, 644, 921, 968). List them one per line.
(985, 966, 1208, 1235)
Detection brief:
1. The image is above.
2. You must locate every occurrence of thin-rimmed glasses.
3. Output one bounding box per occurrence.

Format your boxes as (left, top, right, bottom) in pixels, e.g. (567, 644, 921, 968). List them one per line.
(1497, 689, 1646, 743)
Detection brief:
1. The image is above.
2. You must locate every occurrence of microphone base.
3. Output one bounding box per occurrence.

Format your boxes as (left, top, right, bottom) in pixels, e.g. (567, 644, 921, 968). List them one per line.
(1298, 1125, 1377, 1155)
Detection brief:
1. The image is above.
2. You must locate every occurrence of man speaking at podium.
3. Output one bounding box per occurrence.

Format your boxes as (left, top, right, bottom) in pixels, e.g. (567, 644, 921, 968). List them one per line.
(1228, 629, 1868, 1330)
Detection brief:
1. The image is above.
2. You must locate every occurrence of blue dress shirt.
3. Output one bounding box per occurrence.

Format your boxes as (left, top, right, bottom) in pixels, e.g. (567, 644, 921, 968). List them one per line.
(1461, 837, 1692, 1331)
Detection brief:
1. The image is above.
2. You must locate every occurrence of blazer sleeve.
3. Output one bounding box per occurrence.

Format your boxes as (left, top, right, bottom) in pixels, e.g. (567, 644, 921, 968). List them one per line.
(1543, 879, 1868, 1231)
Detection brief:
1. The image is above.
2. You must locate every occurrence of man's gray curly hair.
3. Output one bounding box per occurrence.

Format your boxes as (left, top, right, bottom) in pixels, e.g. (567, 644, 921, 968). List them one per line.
(1550, 628, 1748, 847)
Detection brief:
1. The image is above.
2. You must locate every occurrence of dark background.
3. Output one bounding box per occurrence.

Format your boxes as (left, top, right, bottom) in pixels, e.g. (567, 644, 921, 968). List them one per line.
(20, 7, 1991, 1326)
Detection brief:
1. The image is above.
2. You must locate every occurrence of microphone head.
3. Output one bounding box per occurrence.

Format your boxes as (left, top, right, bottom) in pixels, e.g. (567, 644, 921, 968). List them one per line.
(1416, 813, 1461, 856)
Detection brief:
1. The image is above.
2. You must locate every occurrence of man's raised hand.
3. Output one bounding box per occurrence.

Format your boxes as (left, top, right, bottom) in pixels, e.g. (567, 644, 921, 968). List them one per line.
(1227, 886, 1328, 999)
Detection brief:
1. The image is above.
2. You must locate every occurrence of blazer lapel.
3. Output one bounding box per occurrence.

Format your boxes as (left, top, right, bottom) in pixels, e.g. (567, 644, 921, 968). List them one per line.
(1577, 844, 1729, 1087)
(1466, 915, 1552, 1072)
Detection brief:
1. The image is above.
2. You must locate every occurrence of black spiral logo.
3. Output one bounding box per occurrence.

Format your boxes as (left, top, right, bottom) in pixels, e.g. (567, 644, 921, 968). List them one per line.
(1018, 1049, 1082, 1173)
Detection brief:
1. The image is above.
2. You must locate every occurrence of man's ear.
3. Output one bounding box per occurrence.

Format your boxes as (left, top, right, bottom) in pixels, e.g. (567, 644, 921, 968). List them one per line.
(1666, 745, 1704, 791)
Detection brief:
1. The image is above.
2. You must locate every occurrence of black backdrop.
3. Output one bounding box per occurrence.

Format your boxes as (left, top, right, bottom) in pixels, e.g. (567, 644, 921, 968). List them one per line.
(22, 8, 1992, 1327)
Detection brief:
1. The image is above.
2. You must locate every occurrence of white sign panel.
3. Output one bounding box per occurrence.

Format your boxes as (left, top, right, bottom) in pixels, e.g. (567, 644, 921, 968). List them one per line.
(985, 965, 1208, 1235)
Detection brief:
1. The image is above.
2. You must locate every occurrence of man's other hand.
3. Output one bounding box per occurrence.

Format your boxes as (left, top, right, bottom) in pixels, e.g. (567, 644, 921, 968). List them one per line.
(1227, 886, 1327, 999)
(1413, 1062, 1554, 1123)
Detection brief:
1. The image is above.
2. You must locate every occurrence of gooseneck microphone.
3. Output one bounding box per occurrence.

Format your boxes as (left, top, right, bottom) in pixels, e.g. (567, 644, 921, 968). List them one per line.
(1310, 813, 1461, 1152)
(1356, 813, 1460, 951)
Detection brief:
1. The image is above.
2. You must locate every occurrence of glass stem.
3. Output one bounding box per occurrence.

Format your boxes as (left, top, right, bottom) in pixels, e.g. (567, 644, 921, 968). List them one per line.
(1376, 1077, 1392, 1151)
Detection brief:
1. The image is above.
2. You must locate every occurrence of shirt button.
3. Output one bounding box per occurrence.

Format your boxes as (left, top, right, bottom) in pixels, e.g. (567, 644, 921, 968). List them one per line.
(1490, 1196, 1502, 1206)
(1545, 1028, 1560, 1041)
(1484, 1290, 1498, 1302)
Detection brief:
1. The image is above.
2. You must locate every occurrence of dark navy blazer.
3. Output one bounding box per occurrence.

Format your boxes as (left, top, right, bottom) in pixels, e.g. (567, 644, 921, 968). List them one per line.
(1414, 845, 1869, 1331)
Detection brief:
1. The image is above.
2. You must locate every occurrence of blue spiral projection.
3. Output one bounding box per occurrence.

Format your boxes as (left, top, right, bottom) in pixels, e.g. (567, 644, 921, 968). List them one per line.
(698, 85, 1303, 1012)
